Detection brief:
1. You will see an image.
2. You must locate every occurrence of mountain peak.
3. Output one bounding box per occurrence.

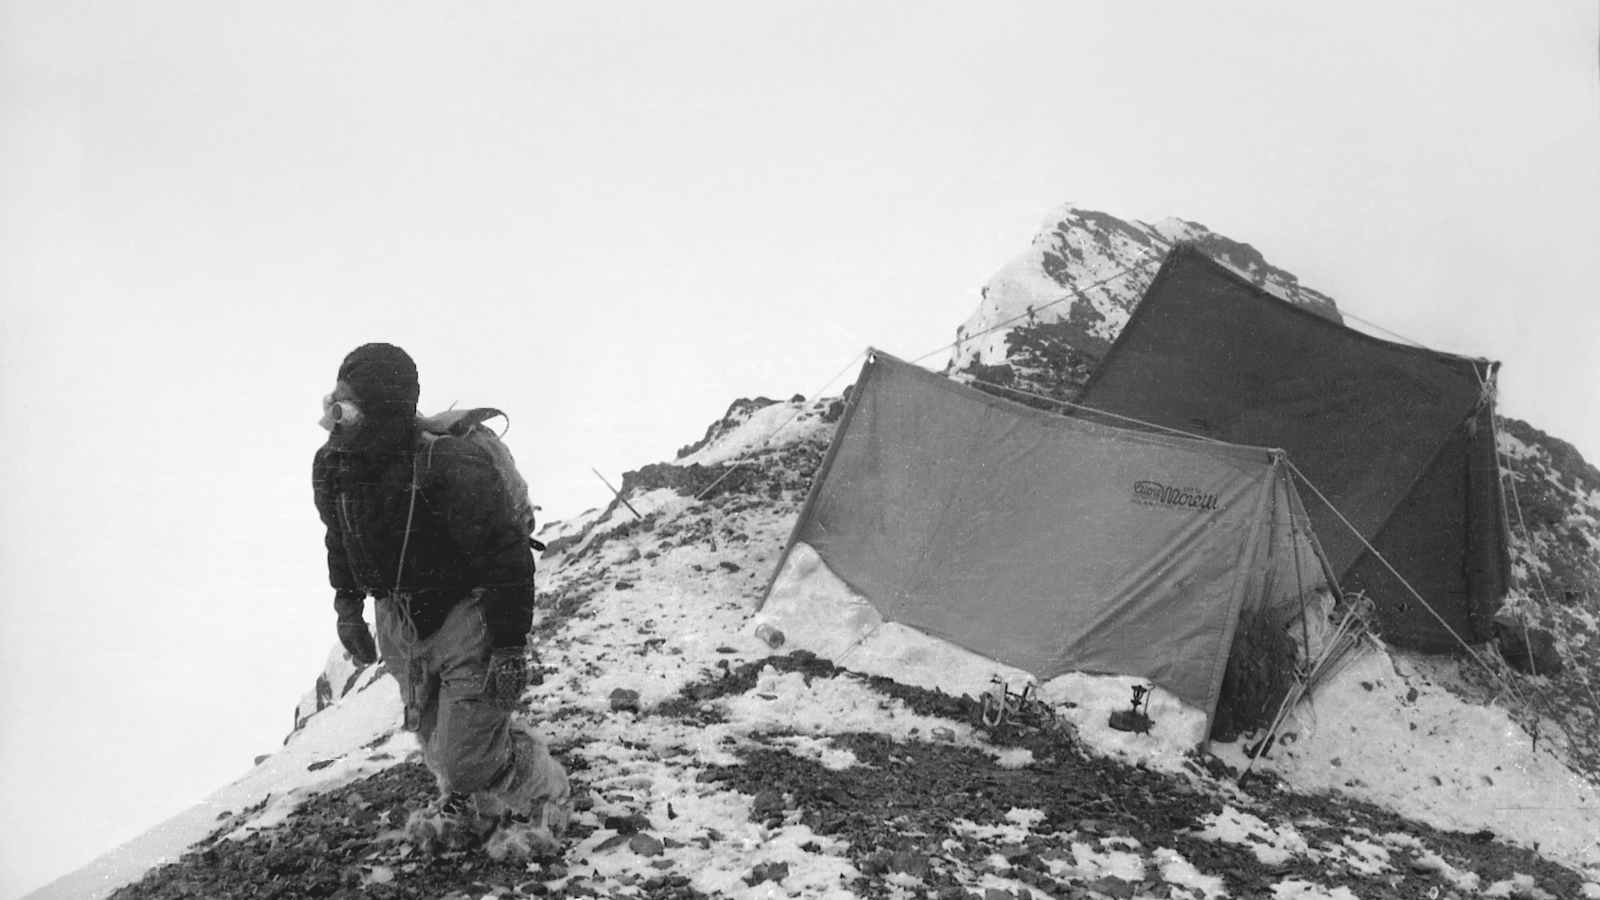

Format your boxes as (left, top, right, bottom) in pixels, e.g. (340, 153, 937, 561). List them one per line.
(953, 205, 1340, 379)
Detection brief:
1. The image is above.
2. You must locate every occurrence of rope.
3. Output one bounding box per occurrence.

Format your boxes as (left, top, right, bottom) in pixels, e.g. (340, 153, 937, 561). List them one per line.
(1289, 499, 1315, 675)
(388, 447, 431, 652)
(1470, 368, 1541, 682)
(395, 452, 422, 590)
(1495, 429, 1542, 679)
(1282, 458, 1527, 708)
(692, 350, 868, 501)
(1336, 308, 1433, 351)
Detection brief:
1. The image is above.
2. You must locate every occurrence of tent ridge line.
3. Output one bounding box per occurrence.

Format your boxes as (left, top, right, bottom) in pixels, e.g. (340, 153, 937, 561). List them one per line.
(1154, 243, 1501, 369)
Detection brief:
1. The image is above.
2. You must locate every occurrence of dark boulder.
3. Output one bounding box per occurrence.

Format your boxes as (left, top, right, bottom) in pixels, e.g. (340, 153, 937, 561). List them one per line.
(1494, 617, 1565, 676)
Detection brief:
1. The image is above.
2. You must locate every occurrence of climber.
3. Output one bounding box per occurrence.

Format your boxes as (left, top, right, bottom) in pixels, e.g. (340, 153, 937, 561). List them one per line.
(310, 342, 570, 861)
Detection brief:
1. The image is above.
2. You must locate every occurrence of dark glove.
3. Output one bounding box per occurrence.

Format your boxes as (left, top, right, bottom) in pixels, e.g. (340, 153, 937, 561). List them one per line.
(484, 647, 529, 711)
(333, 591, 377, 666)
(336, 616, 378, 666)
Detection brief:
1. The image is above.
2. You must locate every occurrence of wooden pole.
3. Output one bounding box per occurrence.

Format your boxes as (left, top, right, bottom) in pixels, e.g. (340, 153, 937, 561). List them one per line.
(591, 468, 643, 519)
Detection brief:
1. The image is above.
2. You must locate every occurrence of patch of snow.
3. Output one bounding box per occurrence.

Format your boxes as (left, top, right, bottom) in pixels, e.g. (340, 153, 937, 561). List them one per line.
(1196, 806, 1310, 866)
(1329, 835, 1392, 875)
(719, 665, 985, 755)
(1064, 839, 1146, 882)
(948, 819, 1031, 843)
(676, 401, 828, 468)
(1409, 847, 1483, 892)
(763, 542, 1211, 768)
(291, 648, 380, 734)
(1004, 807, 1045, 830)
(1483, 872, 1558, 899)
(1152, 846, 1228, 899)
(536, 503, 605, 547)
(1214, 644, 1600, 871)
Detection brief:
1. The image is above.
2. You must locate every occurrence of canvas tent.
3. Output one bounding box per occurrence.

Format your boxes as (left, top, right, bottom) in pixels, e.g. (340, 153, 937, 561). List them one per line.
(762, 350, 1337, 728)
(1075, 245, 1509, 652)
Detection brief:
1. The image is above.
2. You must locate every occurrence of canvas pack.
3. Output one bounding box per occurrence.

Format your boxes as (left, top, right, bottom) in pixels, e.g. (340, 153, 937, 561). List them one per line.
(417, 407, 539, 544)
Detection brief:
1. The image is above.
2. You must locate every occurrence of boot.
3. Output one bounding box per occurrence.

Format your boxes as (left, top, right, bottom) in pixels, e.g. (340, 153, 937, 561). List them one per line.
(476, 727, 573, 862)
(404, 792, 482, 855)
(483, 812, 561, 863)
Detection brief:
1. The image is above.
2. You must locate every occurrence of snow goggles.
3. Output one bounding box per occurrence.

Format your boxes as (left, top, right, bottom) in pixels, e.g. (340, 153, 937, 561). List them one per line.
(320, 394, 363, 430)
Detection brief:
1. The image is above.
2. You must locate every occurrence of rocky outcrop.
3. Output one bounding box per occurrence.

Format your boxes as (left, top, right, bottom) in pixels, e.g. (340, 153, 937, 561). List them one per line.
(674, 397, 783, 460)
(287, 645, 384, 742)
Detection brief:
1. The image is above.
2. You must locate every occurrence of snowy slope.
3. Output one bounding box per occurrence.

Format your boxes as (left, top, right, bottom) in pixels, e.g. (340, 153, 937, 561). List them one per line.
(47, 392, 1600, 900)
(43, 208, 1600, 899)
(761, 541, 1600, 871)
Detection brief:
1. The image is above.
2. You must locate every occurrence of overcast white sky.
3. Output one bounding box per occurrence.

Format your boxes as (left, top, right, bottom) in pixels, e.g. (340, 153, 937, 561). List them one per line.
(3, 2, 1597, 896)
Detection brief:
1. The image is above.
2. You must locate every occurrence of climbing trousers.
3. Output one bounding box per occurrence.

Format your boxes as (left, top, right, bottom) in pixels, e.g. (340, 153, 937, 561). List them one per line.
(375, 592, 513, 795)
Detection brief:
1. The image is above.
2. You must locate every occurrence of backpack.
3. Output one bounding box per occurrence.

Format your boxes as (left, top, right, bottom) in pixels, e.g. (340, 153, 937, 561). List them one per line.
(416, 407, 545, 552)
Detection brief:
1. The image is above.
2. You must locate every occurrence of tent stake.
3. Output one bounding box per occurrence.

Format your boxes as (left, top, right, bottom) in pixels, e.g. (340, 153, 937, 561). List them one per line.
(592, 468, 642, 520)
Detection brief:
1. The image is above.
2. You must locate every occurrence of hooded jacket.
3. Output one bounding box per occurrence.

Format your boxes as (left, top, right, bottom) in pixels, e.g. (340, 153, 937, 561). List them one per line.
(311, 344, 535, 648)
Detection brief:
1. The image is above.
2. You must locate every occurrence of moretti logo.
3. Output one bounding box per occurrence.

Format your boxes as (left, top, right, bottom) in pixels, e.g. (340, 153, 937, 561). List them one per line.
(1132, 480, 1220, 511)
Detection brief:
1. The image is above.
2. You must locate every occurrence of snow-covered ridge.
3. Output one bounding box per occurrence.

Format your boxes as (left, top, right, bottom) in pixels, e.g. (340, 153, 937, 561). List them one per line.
(46, 206, 1600, 898)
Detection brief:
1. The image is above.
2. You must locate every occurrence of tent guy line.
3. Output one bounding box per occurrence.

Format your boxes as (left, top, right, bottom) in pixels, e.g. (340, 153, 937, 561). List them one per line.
(1494, 412, 1600, 713)
(1495, 412, 1553, 678)
(1240, 595, 1373, 781)
(1282, 456, 1528, 711)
